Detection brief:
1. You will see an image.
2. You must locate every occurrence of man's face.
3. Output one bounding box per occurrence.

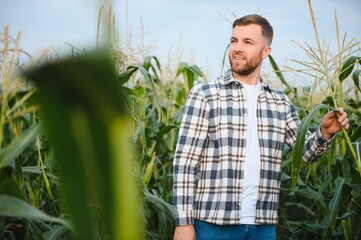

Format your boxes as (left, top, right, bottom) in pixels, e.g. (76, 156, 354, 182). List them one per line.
(229, 24, 271, 78)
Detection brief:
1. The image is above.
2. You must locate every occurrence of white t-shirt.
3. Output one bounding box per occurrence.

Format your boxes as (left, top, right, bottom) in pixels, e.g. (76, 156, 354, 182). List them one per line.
(240, 81, 261, 224)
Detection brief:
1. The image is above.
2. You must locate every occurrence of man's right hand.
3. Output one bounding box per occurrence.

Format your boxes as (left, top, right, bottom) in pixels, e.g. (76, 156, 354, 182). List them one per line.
(173, 225, 196, 240)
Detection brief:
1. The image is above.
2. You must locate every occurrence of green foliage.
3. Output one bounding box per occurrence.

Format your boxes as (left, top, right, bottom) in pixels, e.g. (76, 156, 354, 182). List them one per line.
(269, 55, 296, 95)
(1, 2, 361, 239)
(0, 195, 70, 229)
(339, 56, 360, 82)
(24, 51, 141, 240)
(119, 55, 204, 239)
(176, 62, 204, 90)
(291, 104, 335, 189)
(0, 123, 43, 169)
(270, 2, 361, 239)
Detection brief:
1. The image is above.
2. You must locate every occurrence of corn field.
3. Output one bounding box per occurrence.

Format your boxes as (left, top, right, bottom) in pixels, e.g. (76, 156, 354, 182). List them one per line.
(0, 1, 361, 240)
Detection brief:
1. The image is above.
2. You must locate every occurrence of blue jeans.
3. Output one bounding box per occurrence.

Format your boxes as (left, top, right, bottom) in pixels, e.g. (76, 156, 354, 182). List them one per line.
(194, 220, 276, 240)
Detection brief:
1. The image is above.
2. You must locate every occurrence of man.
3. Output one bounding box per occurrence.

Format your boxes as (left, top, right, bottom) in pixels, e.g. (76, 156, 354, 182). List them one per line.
(172, 14, 349, 240)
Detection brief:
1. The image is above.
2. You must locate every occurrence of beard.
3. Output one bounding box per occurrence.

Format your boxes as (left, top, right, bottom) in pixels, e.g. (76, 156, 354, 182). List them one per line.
(229, 54, 262, 76)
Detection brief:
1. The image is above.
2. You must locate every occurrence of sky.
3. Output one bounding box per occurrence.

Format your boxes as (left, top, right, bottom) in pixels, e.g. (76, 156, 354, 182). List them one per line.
(1, 0, 361, 81)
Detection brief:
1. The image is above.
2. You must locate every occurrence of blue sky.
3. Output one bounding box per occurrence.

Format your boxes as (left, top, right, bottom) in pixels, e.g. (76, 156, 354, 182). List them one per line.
(1, 0, 361, 80)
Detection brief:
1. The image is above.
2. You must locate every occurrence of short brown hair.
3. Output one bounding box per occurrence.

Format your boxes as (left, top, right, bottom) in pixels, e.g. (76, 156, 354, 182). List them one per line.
(232, 14, 273, 44)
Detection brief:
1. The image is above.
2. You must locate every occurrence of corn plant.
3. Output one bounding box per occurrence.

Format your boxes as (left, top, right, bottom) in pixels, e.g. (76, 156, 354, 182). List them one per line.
(116, 52, 204, 239)
(0, 27, 72, 239)
(271, 1, 361, 239)
(5, 1, 360, 239)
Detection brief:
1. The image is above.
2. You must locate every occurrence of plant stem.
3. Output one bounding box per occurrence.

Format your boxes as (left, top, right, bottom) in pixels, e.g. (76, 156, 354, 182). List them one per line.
(343, 127, 361, 173)
(0, 27, 9, 161)
(333, 111, 361, 174)
(307, 0, 361, 175)
(36, 137, 53, 200)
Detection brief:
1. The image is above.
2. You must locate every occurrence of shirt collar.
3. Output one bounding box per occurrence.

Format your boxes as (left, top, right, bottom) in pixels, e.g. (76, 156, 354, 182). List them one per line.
(221, 69, 272, 92)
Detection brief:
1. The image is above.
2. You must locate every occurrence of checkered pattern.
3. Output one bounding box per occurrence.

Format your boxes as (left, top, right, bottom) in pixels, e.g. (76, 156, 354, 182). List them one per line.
(173, 69, 332, 226)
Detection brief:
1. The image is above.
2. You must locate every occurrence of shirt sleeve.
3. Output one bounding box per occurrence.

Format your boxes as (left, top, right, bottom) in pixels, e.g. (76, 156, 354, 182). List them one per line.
(284, 97, 333, 163)
(302, 127, 333, 163)
(173, 85, 210, 226)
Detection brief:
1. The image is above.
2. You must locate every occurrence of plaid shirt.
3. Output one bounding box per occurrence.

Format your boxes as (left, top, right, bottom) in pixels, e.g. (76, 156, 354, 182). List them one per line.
(173, 69, 332, 226)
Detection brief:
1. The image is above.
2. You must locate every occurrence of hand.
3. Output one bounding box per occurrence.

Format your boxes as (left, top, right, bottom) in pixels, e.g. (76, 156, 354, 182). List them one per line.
(320, 107, 349, 140)
(173, 225, 196, 240)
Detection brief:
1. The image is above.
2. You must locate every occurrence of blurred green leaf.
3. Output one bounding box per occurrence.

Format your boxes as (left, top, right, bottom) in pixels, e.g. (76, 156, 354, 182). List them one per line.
(0, 123, 43, 169)
(350, 126, 361, 142)
(22, 166, 58, 185)
(339, 56, 360, 82)
(0, 168, 24, 198)
(352, 69, 361, 92)
(0, 195, 71, 229)
(117, 68, 137, 84)
(43, 225, 69, 240)
(24, 51, 141, 240)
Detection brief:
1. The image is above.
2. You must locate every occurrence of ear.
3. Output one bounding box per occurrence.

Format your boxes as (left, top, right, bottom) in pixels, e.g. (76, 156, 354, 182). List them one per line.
(262, 46, 272, 59)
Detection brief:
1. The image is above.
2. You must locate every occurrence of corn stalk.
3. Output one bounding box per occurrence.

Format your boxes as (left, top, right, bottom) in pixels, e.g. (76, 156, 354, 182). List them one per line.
(284, 0, 361, 186)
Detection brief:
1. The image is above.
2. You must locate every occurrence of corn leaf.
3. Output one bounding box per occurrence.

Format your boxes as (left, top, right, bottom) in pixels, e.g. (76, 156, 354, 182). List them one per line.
(339, 56, 360, 82)
(269, 55, 295, 95)
(187, 64, 204, 79)
(157, 125, 178, 136)
(143, 189, 175, 219)
(22, 166, 58, 185)
(0, 123, 43, 169)
(322, 177, 352, 240)
(24, 51, 141, 240)
(292, 104, 332, 189)
(176, 63, 204, 90)
(352, 69, 361, 92)
(306, 186, 328, 214)
(0, 194, 71, 230)
(350, 126, 361, 142)
(143, 56, 162, 82)
(117, 68, 137, 84)
(129, 64, 162, 120)
(43, 225, 69, 240)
